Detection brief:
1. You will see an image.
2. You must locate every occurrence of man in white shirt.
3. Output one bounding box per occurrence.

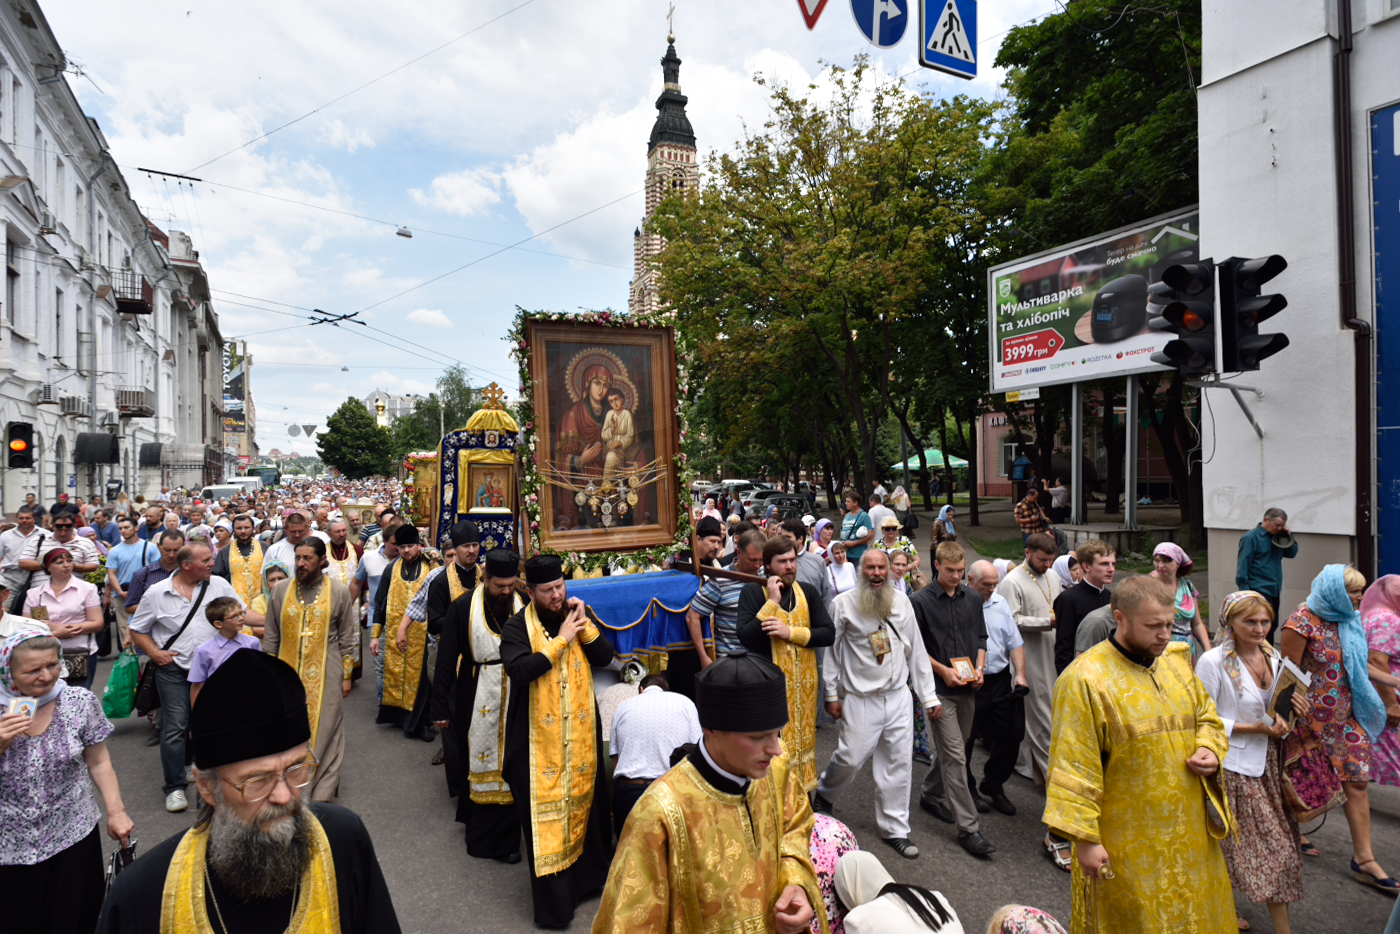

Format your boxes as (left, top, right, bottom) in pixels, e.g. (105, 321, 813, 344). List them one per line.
(867, 493, 896, 537)
(813, 548, 942, 860)
(264, 511, 329, 569)
(964, 560, 1028, 817)
(609, 674, 702, 834)
(129, 540, 244, 813)
(0, 506, 42, 592)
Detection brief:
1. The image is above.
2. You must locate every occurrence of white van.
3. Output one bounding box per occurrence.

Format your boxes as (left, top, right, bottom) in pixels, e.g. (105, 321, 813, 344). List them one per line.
(200, 484, 244, 502)
(230, 476, 262, 494)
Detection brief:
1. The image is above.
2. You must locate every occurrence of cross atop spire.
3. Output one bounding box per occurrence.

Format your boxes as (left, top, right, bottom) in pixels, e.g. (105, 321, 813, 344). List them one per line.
(667, 2, 676, 44)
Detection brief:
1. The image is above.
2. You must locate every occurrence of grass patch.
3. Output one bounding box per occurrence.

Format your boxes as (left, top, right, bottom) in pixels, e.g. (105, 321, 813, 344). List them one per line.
(964, 536, 1031, 561)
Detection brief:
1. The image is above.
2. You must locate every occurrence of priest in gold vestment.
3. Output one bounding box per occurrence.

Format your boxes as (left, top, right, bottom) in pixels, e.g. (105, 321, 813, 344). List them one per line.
(1044, 576, 1234, 934)
(736, 537, 835, 792)
(500, 555, 616, 929)
(376, 524, 435, 739)
(593, 653, 825, 934)
(96, 649, 401, 933)
(263, 537, 359, 802)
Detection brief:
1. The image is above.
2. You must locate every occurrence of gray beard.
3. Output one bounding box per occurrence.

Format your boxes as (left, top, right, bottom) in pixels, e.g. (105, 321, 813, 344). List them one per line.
(855, 574, 894, 619)
(206, 794, 313, 902)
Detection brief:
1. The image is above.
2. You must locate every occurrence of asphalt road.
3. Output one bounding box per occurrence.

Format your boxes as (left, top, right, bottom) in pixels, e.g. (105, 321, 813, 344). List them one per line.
(96, 644, 1400, 934)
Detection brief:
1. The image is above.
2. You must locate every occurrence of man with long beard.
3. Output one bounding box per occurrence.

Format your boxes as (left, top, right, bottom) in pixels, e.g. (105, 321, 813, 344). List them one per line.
(263, 538, 359, 802)
(736, 536, 835, 792)
(96, 649, 400, 932)
(500, 555, 615, 929)
(812, 548, 942, 860)
(431, 548, 525, 863)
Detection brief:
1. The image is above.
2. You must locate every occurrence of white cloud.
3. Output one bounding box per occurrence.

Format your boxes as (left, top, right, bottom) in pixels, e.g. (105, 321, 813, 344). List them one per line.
(409, 167, 502, 217)
(405, 308, 453, 329)
(323, 120, 375, 153)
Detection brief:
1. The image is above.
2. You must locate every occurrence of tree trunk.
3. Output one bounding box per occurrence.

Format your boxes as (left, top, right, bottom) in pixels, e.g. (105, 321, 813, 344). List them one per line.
(1102, 384, 1124, 516)
(965, 407, 980, 526)
(895, 405, 933, 511)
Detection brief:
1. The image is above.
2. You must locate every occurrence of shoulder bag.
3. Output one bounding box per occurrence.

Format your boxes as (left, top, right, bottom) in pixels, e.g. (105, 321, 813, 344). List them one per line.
(134, 580, 209, 716)
(7, 533, 45, 614)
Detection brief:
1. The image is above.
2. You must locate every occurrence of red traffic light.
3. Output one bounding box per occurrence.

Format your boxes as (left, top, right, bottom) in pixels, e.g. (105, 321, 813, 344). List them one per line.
(8, 438, 27, 453)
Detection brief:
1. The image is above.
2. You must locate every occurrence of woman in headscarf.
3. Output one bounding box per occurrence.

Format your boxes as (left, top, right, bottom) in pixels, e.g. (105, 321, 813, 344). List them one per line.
(808, 814, 859, 934)
(932, 505, 957, 546)
(1282, 565, 1395, 891)
(246, 558, 290, 639)
(1150, 542, 1211, 659)
(1050, 554, 1077, 591)
(1360, 575, 1400, 788)
(0, 628, 133, 933)
(833, 850, 963, 934)
(701, 498, 721, 522)
(1198, 591, 1308, 933)
(812, 518, 834, 562)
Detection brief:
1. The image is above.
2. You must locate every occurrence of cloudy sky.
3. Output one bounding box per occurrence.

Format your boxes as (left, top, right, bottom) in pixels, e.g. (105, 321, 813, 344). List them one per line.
(48, 0, 1055, 455)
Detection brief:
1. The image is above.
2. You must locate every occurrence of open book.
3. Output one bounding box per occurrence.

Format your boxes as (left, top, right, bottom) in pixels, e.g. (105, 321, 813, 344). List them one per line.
(1267, 657, 1311, 730)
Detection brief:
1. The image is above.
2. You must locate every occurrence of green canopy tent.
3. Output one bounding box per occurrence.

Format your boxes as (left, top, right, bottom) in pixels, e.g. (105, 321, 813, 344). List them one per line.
(889, 448, 968, 472)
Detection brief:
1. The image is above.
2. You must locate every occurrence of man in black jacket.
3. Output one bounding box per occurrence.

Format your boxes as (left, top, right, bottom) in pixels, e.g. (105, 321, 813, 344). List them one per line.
(910, 541, 995, 857)
(1052, 539, 1116, 674)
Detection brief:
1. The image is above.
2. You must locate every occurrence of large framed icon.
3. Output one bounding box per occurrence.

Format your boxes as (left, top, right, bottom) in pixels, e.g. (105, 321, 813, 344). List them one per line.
(524, 318, 681, 554)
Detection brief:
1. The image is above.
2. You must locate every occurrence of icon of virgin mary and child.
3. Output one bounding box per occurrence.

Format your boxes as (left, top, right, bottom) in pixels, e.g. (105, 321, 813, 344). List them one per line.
(553, 349, 644, 523)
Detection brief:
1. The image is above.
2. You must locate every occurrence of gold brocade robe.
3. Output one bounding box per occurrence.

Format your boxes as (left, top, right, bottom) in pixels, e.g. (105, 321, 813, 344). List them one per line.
(1044, 641, 1234, 934)
(524, 602, 600, 876)
(591, 754, 827, 934)
(382, 559, 430, 711)
(755, 585, 820, 792)
(227, 539, 264, 606)
(159, 808, 341, 934)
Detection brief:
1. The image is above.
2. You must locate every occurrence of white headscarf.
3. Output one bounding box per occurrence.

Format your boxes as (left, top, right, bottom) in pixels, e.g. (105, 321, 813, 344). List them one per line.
(1051, 554, 1075, 589)
(834, 851, 894, 910)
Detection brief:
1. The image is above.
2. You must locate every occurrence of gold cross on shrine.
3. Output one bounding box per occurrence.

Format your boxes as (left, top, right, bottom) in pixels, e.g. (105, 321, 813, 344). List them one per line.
(480, 382, 507, 410)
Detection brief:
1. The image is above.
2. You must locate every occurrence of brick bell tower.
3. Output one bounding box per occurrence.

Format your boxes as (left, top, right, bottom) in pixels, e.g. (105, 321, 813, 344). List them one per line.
(629, 25, 698, 317)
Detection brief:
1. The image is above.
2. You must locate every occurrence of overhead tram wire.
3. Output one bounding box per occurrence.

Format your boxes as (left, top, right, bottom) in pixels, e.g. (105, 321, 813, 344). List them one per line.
(184, 0, 542, 175)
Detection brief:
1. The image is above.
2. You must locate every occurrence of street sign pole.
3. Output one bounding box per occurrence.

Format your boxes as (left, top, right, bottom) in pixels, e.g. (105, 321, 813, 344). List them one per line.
(1070, 382, 1083, 525)
(1125, 374, 1139, 531)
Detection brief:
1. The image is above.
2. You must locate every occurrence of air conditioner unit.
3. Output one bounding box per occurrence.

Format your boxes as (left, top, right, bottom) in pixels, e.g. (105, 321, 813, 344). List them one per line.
(38, 212, 56, 235)
(36, 383, 58, 404)
(100, 410, 119, 427)
(79, 248, 96, 271)
(60, 395, 91, 417)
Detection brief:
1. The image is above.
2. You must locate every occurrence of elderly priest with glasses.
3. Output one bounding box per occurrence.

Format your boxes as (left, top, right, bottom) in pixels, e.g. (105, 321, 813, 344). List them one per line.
(96, 649, 401, 933)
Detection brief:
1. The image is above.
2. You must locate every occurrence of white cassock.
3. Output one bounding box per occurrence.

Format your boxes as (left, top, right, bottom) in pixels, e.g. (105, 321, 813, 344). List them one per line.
(817, 587, 941, 839)
(995, 565, 1061, 785)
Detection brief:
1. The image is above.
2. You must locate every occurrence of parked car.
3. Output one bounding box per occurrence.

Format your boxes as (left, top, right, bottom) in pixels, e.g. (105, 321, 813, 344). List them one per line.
(745, 494, 809, 522)
(740, 488, 788, 512)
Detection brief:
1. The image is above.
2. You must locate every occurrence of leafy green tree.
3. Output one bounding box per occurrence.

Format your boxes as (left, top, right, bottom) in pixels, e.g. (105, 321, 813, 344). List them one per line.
(317, 397, 394, 479)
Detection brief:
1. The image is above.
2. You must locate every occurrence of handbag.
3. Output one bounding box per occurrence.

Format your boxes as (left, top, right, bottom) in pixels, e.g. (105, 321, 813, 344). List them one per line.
(7, 533, 44, 614)
(1280, 722, 1348, 821)
(134, 581, 209, 717)
(105, 838, 138, 896)
(61, 650, 91, 684)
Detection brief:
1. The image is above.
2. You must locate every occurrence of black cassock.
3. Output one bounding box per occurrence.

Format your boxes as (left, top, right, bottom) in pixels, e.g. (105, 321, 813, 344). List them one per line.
(95, 804, 400, 934)
(430, 588, 521, 860)
(424, 562, 478, 791)
(500, 608, 616, 929)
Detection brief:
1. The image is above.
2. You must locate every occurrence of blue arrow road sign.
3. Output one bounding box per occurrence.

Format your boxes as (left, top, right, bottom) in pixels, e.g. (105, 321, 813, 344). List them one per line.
(851, 0, 908, 49)
(920, 0, 976, 79)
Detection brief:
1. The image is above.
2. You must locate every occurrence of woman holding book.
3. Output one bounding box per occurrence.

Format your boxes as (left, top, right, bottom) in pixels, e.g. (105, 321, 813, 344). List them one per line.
(1198, 591, 1308, 933)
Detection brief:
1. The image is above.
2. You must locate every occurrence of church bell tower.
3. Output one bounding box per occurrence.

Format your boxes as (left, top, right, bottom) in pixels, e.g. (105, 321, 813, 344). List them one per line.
(629, 23, 698, 317)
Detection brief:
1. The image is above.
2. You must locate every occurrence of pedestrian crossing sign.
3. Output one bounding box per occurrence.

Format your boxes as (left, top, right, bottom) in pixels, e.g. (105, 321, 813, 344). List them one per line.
(919, 0, 976, 80)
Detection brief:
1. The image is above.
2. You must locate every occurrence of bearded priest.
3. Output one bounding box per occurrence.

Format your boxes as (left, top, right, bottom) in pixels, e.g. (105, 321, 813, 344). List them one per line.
(96, 649, 401, 933)
(500, 555, 616, 929)
(431, 547, 526, 863)
(592, 653, 825, 934)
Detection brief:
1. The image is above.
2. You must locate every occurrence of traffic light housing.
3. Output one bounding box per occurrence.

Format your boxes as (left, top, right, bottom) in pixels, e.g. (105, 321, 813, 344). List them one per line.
(1149, 259, 1217, 376)
(7, 422, 33, 468)
(1220, 255, 1290, 372)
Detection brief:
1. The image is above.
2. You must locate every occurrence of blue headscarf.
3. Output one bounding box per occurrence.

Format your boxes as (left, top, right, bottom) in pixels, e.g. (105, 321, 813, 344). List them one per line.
(1305, 564, 1387, 740)
(938, 504, 955, 536)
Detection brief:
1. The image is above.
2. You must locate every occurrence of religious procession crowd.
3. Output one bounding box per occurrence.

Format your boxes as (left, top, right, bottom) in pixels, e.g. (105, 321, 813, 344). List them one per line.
(1, 478, 1399, 934)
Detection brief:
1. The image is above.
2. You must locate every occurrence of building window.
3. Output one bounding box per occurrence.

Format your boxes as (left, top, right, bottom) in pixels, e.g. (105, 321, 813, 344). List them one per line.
(1000, 439, 1024, 478)
(5, 238, 15, 327)
(54, 158, 64, 223)
(54, 287, 63, 363)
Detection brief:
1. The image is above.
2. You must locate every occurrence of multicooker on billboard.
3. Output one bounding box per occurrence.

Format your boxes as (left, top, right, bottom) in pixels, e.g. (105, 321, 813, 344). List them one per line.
(987, 208, 1200, 393)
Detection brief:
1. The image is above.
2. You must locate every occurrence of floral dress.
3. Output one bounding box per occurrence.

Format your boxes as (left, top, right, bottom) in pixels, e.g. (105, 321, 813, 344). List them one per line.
(1363, 608, 1400, 786)
(1283, 607, 1370, 782)
(808, 814, 859, 934)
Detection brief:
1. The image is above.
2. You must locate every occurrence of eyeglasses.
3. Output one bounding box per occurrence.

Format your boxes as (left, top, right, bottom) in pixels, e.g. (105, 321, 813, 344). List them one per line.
(222, 610, 248, 622)
(53, 523, 74, 530)
(219, 756, 319, 802)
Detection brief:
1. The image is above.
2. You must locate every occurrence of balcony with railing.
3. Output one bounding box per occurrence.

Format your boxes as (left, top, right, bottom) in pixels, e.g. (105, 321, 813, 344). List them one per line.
(116, 387, 155, 417)
(113, 270, 154, 314)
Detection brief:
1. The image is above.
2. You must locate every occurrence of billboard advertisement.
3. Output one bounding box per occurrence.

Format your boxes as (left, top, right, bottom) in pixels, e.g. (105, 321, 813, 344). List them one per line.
(988, 208, 1200, 392)
(223, 341, 246, 433)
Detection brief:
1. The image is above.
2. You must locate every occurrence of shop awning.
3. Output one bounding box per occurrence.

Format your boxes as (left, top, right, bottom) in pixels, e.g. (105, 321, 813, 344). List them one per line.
(889, 448, 968, 471)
